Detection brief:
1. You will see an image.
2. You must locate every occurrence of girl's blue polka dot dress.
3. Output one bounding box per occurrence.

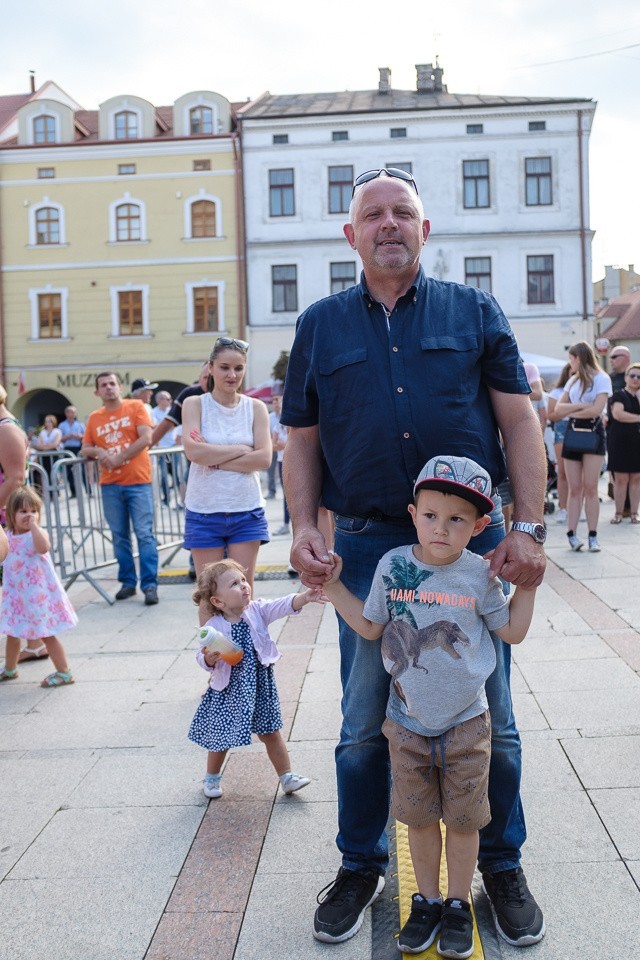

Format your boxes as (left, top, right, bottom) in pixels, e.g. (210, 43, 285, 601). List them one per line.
(188, 618, 282, 752)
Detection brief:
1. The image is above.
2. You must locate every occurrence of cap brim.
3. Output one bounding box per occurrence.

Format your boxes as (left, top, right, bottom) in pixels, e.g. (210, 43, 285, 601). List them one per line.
(414, 478, 494, 514)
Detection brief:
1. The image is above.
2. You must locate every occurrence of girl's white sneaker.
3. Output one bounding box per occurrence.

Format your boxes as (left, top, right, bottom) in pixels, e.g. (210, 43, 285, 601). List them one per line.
(280, 772, 311, 794)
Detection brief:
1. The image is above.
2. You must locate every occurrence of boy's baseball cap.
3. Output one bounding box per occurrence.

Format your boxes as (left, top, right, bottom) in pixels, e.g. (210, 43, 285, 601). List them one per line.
(414, 455, 494, 515)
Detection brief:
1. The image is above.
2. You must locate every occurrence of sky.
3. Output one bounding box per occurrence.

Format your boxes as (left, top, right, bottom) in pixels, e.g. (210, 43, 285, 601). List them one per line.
(2, 0, 639, 282)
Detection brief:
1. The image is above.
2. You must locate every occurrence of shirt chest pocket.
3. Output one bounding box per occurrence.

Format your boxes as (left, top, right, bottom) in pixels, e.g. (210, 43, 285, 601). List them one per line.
(418, 335, 479, 398)
(318, 347, 374, 420)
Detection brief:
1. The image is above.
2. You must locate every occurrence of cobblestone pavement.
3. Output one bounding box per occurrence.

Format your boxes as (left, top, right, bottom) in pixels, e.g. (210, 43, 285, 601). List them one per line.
(1, 486, 639, 959)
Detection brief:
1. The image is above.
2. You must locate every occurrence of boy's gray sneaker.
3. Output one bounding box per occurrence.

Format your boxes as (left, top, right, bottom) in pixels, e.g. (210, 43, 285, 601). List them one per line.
(588, 535, 601, 552)
(568, 533, 583, 551)
(313, 867, 385, 942)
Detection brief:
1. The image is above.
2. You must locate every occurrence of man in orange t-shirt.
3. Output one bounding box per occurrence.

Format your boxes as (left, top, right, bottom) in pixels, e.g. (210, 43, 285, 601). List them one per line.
(82, 372, 159, 605)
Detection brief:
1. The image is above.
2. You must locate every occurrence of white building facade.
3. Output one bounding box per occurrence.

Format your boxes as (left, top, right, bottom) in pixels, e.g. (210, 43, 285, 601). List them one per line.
(238, 65, 596, 385)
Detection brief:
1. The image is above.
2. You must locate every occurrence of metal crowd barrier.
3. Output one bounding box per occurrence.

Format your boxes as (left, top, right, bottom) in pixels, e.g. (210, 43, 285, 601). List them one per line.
(28, 447, 188, 604)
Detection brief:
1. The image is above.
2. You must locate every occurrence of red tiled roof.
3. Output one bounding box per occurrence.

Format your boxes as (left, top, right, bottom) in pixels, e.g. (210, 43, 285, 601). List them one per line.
(0, 93, 32, 134)
(599, 290, 640, 342)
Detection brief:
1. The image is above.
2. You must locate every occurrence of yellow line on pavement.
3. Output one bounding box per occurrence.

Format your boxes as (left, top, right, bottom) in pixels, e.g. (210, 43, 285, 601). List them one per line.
(395, 821, 484, 959)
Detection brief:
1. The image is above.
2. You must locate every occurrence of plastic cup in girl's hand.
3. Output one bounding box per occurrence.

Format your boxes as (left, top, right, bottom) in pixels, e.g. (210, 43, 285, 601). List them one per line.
(198, 625, 244, 665)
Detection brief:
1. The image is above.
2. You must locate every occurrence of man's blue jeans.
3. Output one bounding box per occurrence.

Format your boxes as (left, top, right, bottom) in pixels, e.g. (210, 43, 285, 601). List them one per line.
(101, 483, 158, 590)
(333, 501, 524, 877)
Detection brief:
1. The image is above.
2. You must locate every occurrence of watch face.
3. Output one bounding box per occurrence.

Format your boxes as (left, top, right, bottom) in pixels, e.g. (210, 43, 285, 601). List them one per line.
(533, 524, 547, 543)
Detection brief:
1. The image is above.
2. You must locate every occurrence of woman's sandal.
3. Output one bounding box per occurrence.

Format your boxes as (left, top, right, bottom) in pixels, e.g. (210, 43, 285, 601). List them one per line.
(40, 671, 74, 688)
(18, 644, 49, 663)
(631, 514, 640, 524)
(610, 514, 624, 524)
(0, 668, 18, 681)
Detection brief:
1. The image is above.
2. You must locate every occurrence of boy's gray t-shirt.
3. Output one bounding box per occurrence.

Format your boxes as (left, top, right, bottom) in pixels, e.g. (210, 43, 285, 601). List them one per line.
(363, 545, 510, 737)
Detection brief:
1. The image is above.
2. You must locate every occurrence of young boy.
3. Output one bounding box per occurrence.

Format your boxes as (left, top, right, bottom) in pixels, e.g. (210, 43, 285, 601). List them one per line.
(323, 455, 536, 959)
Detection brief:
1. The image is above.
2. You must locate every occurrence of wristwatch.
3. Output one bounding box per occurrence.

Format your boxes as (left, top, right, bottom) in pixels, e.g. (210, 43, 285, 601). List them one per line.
(511, 521, 547, 544)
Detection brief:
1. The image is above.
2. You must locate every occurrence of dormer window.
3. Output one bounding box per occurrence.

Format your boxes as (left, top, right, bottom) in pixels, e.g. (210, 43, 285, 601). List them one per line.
(33, 115, 56, 144)
(190, 106, 213, 135)
(114, 111, 138, 140)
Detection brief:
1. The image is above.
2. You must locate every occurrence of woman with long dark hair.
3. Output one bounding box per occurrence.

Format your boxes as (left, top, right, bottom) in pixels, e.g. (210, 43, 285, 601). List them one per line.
(182, 338, 272, 604)
(554, 341, 612, 552)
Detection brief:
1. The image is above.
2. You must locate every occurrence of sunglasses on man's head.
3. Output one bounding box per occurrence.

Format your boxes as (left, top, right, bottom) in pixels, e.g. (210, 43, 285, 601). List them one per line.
(351, 167, 419, 198)
(215, 336, 249, 352)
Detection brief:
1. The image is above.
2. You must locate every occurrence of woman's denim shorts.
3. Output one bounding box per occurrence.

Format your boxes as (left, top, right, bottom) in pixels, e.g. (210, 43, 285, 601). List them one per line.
(184, 507, 270, 548)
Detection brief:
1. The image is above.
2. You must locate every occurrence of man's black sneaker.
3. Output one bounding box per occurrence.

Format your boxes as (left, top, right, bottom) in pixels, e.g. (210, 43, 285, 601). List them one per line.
(398, 894, 442, 953)
(437, 898, 474, 959)
(115, 585, 136, 600)
(313, 867, 385, 943)
(482, 867, 545, 946)
(143, 587, 159, 606)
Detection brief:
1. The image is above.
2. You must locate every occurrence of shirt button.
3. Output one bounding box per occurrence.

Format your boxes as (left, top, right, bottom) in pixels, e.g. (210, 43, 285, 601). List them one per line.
(397, 386, 403, 393)
(403, 432, 410, 439)
(392, 346, 399, 352)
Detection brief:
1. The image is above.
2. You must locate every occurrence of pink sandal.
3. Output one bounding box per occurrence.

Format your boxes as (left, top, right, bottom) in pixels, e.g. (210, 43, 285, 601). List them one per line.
(631, 514, 640, 524)
(610, 514, 623, 524)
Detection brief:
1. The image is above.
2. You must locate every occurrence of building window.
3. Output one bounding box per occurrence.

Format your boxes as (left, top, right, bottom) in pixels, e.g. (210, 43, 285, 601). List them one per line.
(328, 165, 353, 214)
(35, 207, 60, 245)
(525, 157, 552, 206)
(463, 160, 490, 208)
(192, 287, 219, 332)
(114, 111, 138, 140)
(193, 159, 211, 171)
(269, 169, 295, 217)
(529, 121, 546, 131)
(37, 167, 55, 179)
(118, 163, 136, 175)
(272, 265, 297, 312)
(115, 203, 141, 241)
(191, 200, 216, 238)
(33, 115, 56, 143)
(330, 262, 356, 294)
(273, 134, 289, 144)
(332, 131, 348, 141)
(527, 255, 554, 304)
(466, 123, 484, 135)
(190, 105, 213, 134)
(38, 293, 62, 338)
(390, 127, 407, 138)
(465, 257, 492, 293)
(387, 162, 412, 174)
(118, 290, 144, 335)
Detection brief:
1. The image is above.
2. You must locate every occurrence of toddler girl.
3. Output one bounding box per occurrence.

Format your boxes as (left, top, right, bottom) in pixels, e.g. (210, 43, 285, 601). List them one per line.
(0, 486, 77, 686)
(188, 559, 320, 798)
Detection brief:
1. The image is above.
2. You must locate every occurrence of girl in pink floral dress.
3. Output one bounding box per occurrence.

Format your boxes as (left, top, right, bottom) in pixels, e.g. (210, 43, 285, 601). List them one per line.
(0, 487, 77, 687)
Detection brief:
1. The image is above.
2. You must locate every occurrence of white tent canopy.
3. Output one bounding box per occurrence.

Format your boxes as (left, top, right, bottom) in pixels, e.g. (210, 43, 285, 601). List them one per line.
(520, 351, 567, 385)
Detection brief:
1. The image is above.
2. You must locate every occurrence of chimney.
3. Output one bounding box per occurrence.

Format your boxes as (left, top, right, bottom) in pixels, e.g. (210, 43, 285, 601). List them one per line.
(378, 67, 391, 94)
(29, 70, 36, 94)
(416, 63, 435, 94)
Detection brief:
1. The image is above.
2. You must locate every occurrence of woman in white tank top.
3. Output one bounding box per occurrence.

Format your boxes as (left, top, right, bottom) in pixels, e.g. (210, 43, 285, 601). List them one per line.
(182, 338, 272, 601)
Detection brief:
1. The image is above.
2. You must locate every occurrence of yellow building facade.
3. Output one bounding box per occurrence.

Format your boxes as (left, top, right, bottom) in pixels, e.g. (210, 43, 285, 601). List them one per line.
(0, 83, 246, 425)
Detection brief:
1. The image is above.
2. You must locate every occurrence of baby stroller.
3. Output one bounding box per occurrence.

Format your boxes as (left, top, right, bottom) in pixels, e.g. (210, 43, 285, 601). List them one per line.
(544, 454, 557, 515)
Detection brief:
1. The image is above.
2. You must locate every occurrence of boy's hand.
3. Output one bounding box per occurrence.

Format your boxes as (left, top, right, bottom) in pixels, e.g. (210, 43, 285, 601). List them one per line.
(324, 551, 343, 585)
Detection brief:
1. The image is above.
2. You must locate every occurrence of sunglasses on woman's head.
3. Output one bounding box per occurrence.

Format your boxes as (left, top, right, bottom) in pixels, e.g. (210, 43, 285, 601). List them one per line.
(215, 337, 249, 353)
(351, 167, 419, 198)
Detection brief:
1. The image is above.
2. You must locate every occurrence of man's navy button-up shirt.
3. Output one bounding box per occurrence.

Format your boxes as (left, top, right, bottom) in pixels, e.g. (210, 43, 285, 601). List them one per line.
(281, 267, 530, 520)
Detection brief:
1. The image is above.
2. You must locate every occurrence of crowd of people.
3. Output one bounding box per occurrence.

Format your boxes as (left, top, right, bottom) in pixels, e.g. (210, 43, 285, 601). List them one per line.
(2, 165, 640, 957)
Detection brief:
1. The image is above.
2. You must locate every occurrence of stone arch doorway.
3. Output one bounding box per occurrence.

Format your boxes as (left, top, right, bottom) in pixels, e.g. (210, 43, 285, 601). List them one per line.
(13, 388, 71, 431)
